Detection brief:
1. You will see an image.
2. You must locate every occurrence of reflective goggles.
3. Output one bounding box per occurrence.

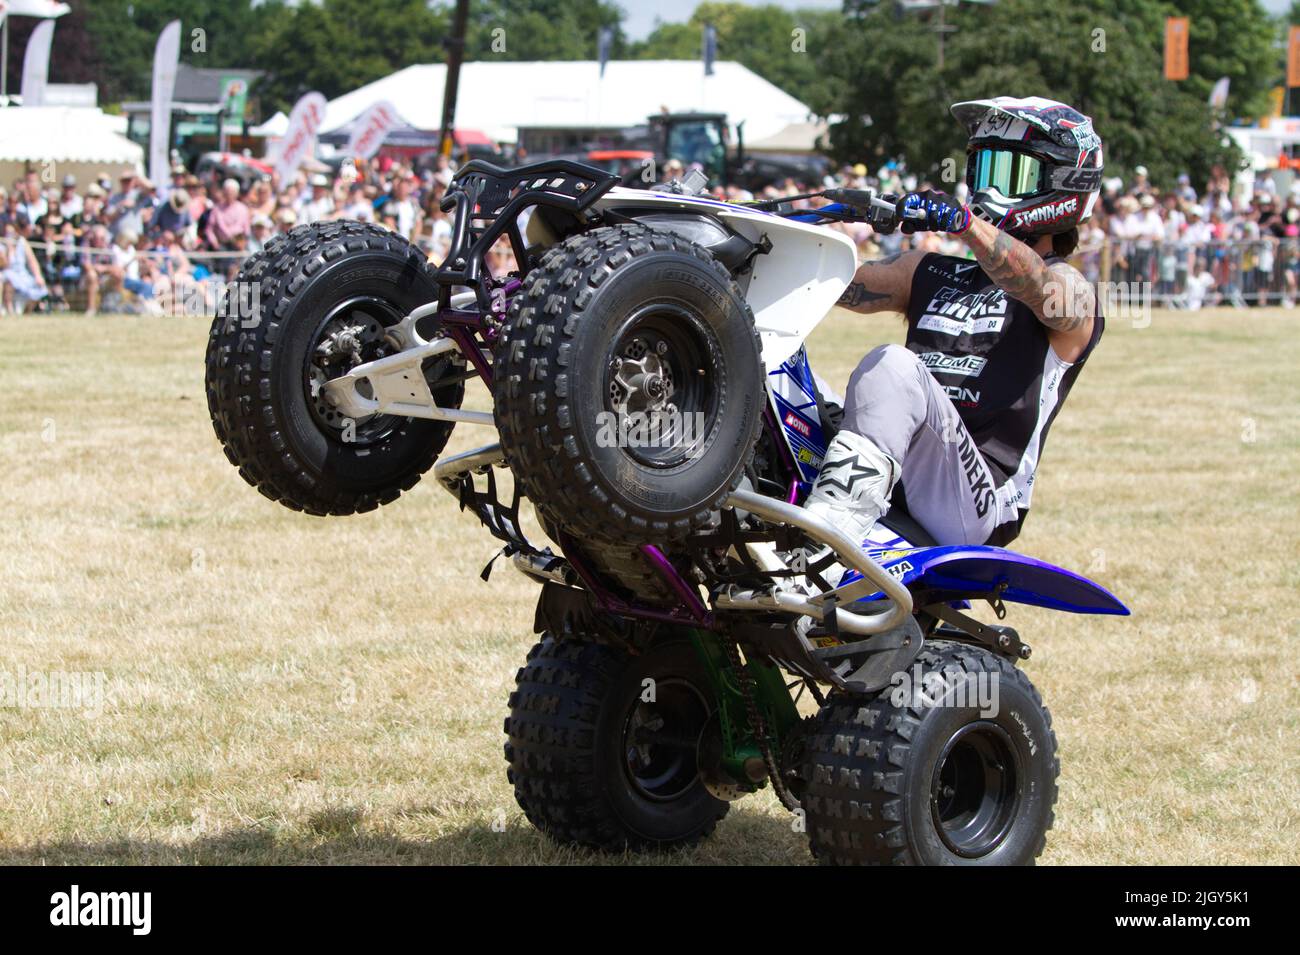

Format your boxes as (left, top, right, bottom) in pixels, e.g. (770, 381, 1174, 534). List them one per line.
(968, 148, 1045, 198)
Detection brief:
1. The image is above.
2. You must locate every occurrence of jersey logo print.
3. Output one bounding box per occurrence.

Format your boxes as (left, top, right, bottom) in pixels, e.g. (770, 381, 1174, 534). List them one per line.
(919, 352, 988, 378)
(917, 285, 1009, 336)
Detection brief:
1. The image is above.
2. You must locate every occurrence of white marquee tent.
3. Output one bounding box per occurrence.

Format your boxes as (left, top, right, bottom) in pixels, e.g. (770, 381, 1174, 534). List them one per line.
(0, 105, 143, 185)
(309, 60, 815, 145)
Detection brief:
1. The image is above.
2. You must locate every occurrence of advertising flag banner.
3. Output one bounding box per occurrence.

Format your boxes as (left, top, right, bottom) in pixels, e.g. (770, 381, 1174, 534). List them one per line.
(1288, 26, 1300, 89)
(1164, 17, 1189, 82)
(274, 91, 328, 182)
(345, 100, 401, 160)
(19, 17, 53, 106)
(150, 19, 181, 186)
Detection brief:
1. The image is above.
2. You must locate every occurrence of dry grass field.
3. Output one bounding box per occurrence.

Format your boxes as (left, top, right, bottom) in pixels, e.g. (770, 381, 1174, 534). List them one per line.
(1, 306, 1297, 865)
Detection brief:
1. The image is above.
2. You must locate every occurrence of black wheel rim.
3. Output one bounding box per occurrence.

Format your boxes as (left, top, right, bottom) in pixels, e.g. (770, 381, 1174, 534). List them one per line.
(305, 296, 405, 447)
(603, 304, 721, 468)
(304, 295, 460, 447)
(930, 722, 1022, 858)
(622, 677, 710, 802)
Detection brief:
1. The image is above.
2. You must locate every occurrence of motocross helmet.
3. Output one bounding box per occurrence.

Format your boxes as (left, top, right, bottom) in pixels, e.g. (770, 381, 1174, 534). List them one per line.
(950, 96, 1103, 237)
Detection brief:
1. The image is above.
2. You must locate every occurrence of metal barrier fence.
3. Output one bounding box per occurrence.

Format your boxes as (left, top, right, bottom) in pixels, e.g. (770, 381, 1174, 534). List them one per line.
(6, 236, 1300, 314)
(7, 240, 262, 315)
(1069, 238, 1300, 309)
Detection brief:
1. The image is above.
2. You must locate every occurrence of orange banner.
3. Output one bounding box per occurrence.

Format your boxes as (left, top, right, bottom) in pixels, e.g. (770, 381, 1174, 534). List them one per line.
(1288, 26, 1300, 88)
(1164, 17, 1189, 81)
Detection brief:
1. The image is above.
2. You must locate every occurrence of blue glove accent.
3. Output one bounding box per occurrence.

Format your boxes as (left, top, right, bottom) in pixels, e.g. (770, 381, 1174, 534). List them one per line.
(900, 191, 970, 234)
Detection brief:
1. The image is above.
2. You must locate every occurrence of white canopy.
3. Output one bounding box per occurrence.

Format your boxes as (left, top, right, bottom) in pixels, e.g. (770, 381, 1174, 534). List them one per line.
(746, 120, 830, 154)
(317, 60, 814, 144)
(250, 110, 288, 138)
(0, 106, 142, 164)
(1, 1, 72, 19)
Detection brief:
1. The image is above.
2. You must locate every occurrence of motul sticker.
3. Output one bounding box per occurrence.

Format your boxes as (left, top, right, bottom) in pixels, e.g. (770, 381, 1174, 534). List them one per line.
(783, 411, 811, 437)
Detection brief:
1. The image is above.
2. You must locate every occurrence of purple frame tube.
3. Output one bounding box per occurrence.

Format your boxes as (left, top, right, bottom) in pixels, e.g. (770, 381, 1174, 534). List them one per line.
(452, 284, 793, 629)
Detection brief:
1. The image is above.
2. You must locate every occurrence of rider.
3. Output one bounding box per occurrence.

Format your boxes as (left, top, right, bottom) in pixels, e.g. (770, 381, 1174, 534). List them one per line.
(802, 96, 1105, 553)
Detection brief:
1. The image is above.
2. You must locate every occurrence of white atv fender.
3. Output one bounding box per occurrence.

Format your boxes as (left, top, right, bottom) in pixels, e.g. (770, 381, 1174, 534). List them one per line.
(586, 188, 858, 369)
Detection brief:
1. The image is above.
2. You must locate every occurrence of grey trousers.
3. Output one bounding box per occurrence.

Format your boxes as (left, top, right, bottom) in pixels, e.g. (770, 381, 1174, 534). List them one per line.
(841, 344, 1010, 546)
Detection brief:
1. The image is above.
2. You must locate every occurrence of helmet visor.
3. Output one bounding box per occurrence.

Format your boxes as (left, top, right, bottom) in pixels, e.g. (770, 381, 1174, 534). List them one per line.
(969, 148, 1044, 198)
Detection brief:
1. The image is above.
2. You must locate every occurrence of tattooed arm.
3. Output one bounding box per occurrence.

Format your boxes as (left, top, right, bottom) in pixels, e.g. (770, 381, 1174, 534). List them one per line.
(836, 249, 926, 315)
(958, 216, 1095, 361)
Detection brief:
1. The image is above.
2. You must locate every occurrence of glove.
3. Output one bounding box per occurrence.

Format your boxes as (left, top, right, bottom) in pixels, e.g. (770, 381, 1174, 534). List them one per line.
(898, 190, 971, 235)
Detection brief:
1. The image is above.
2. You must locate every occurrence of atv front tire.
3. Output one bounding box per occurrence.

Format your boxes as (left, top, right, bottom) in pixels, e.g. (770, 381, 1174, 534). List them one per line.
(505, 632, 728, 851)
(801, 640, 1059, 865)
(205, 220, 464, 515)
(493, 223, 763, 546)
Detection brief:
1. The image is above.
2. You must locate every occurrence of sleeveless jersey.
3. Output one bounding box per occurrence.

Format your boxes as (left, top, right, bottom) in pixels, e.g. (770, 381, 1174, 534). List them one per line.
(905, 252, 1102, 543)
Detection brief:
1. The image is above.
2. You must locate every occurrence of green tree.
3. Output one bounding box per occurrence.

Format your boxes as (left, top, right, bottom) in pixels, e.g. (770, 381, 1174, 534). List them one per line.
(1158, 0, 1276, 122)
(816, 0, 1269, 188)
(251, 0, 630, 114)
(803, 4, 936, 169)
(631, 3, 840, 104)
(250, 0, 448, 114)
(465, 0, 627, 61)
(6, 0, 286, 104)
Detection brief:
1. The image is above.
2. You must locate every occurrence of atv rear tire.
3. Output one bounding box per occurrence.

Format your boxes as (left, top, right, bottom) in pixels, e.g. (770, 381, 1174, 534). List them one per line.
(505, 633, 728, 851)
(205, 221, 464, 515)
(493, 223, 763, 547)
(801, 640, 1059, 865)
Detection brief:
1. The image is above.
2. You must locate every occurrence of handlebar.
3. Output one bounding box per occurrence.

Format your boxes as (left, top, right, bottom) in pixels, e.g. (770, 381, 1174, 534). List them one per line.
(823, 188, 930, 227)
(755, 187, 928, 232)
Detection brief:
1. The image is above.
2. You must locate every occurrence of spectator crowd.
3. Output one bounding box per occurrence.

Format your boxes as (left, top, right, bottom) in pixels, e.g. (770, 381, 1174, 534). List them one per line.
(724, 159, 1300, 310)
(3, 148, 1298, 315)
(0, 152, 461, 316)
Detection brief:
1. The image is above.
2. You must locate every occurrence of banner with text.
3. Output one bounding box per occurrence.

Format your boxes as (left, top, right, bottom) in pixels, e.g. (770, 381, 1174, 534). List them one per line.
(345, 100, 400, 160)
(273, 91, 327, 183)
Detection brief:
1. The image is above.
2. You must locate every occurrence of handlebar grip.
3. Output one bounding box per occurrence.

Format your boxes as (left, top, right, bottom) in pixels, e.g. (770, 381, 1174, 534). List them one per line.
(825, 188, 897, 227)
(823, 188, 877, 208)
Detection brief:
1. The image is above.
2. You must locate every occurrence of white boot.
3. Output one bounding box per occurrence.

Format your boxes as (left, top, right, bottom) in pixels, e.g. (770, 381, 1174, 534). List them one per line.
(795, 431, 900, 588)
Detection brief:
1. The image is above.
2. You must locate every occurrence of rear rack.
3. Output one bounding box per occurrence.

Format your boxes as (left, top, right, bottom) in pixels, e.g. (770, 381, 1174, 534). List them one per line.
(433, 159, 620, 311)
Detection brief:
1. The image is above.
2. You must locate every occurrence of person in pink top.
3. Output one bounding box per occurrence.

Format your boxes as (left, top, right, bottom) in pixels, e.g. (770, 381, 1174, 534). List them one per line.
(205, 179, 251, 278)
(206, 179, 250, 245)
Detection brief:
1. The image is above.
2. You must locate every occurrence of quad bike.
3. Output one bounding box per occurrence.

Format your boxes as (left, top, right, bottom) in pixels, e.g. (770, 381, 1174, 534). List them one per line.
(205, 159, 1128, 864)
